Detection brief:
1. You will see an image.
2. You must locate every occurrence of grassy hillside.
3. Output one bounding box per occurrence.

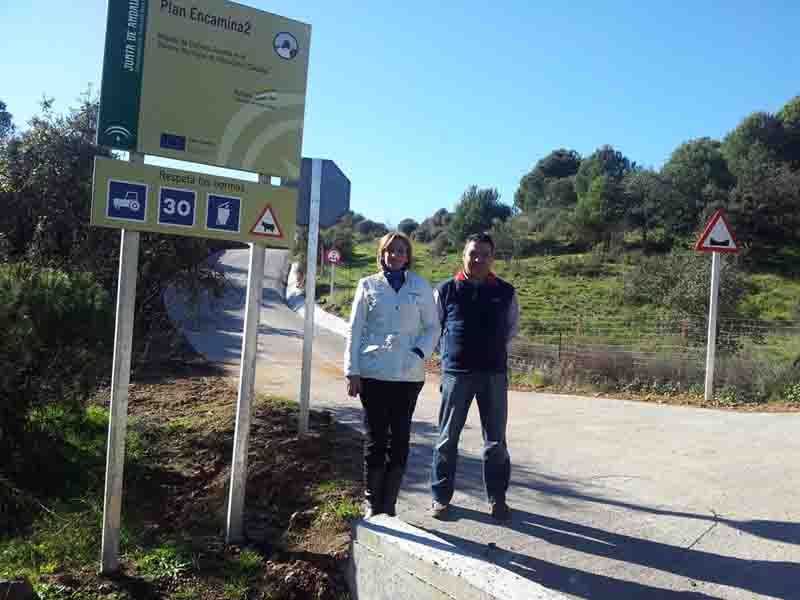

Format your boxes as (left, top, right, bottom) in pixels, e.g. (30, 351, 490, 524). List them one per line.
(311, 236, 800, 404)
(318, 239, 800, 327)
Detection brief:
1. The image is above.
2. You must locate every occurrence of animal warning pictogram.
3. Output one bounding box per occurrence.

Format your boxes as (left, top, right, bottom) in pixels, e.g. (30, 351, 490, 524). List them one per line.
(250, 204, 284, 238)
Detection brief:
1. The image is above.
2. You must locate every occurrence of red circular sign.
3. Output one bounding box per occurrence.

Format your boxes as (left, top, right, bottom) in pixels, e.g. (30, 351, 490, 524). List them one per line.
(327, 249, 342, 264)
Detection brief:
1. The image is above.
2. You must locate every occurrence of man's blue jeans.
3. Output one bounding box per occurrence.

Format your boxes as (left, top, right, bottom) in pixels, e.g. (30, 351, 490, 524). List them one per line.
(431, 371, 510, 505)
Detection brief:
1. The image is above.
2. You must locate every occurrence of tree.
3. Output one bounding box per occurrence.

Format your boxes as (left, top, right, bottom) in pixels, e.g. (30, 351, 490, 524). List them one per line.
(488, 216, 530, 264)
(661, 138, 735, 235)
(0, 94, 224, 341)
(448, 186, 512, 244)
(722, 111, 787, 181)
(397, 218, 419, 236)
(356, 219, 388, 238)
(572, 176, 610, 245)
(320, 221, 355, 262)
(727, 162, 800, 244)
(431, 208, 452, 226)
(574, 145, 632, 199)
(622, 168, 682, 244)
(572, 146, 634, 245)
(0, 100, 12, 140)
(514, 148, 580, 213)
(778, 95, 800, 168)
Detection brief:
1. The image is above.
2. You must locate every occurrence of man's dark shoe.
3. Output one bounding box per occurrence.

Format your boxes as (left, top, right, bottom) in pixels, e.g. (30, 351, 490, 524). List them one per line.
(489, 501, 512, 523)
(431, 501, 449, 520)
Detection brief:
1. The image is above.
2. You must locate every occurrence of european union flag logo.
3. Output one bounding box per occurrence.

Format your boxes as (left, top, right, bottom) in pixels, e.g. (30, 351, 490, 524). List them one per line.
(160, 133, 186, 151)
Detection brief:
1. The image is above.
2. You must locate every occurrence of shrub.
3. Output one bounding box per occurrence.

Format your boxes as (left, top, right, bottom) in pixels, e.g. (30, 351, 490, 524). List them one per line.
(0, 263, 113, 460)
(356, 219, 388, 238)
(431, 234, 452, 257)
(397, 218, 418, 236)
(623, 250, 751, 348)
(554, 255, 605, 278)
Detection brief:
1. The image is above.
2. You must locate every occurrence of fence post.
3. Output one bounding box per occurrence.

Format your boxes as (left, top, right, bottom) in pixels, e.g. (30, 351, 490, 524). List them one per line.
(558, 330, 562, 364)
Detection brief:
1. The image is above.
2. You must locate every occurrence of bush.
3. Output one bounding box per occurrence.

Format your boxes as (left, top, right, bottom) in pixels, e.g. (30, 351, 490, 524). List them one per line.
(554, 254, 606, 278)
(320, 223, 355, 263)
(624, 250, 749, 319)
(397, 218, 418, 236)
(431, 234, 452, 257)
(356, 219, 388, 238)
(413, 224, 436, 243)
(0, 263, 113, 460)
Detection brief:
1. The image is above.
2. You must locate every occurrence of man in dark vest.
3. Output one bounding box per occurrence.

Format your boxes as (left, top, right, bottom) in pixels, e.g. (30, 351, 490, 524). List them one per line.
(431, 232, 519, 522)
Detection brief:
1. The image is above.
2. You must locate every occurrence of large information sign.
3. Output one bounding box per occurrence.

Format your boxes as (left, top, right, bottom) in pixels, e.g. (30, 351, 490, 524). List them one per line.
(98, 0, 311, 178)
(91, 156, 296, 247)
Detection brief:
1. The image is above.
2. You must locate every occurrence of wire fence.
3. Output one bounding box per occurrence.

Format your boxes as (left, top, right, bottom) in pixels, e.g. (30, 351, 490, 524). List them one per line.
(508, 313, 800, 397)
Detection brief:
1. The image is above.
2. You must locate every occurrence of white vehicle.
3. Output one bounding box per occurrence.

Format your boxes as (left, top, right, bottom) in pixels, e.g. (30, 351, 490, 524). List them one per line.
(112, 191, 140, 212)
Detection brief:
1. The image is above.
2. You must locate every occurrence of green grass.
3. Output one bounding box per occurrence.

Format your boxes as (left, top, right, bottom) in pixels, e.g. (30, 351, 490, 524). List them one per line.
(217, 549, 265, 600)
(134, 545, 193, 581)
(0, 406, 150, 583)
(315, 236, 800, 402)
(322, 236, 800, 336)
(257, 392, 299, 412)
(312, 480, 362, 522)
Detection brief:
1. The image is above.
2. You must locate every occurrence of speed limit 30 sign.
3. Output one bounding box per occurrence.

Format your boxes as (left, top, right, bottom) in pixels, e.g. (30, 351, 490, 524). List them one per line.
(158, 188, 197, 227)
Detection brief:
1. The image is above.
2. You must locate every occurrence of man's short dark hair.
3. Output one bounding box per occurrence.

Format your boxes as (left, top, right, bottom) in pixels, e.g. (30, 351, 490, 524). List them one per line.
(464, 232, 495, 253)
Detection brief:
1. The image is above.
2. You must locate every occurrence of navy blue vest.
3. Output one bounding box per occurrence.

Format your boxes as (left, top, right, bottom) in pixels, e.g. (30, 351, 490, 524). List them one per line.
(437, 275, 515, 373)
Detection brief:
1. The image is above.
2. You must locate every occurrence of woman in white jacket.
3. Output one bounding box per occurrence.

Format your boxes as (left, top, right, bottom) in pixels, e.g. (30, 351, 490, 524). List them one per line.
(345, 232, 438, 518)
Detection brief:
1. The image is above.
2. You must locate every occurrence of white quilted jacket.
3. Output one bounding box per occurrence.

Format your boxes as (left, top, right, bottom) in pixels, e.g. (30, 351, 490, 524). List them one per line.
(344, 271, 439, 382)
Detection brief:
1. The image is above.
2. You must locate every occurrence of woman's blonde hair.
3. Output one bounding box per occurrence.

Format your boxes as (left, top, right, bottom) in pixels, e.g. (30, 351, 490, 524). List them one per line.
(376, 231, 413, 270)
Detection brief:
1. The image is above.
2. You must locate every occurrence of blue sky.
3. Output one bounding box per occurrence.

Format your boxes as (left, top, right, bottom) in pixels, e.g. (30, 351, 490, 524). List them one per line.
(2, 1, 798, 225)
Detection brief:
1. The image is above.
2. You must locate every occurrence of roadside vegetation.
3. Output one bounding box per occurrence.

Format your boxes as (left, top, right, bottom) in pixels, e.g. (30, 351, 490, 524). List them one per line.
(299, 95, 800, 408)
(1, 97, 359, 598)
(1, 361, 360, 599)
(2, 90, 799, 596)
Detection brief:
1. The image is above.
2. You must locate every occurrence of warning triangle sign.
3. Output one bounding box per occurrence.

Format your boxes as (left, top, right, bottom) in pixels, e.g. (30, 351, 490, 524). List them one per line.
(250, 204, 284, 238)
(695, 209, 739, 253)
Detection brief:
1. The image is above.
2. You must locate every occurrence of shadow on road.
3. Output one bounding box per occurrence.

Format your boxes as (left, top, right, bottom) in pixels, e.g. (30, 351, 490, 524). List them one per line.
(427, 524, 722, 599)
(428, 506, 798, 599)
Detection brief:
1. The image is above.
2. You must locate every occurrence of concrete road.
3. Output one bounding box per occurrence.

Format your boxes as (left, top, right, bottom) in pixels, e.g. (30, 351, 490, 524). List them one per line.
(167, 248, 800, 599)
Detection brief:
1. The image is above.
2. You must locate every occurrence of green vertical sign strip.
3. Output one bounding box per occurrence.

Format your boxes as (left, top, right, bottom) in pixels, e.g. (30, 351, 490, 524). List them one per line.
(97, 0, 149, 150)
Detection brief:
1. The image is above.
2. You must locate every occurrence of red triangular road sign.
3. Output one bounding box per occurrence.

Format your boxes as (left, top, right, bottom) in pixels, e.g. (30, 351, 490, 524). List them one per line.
(249, 204, 284, 238)
(695, 209, 739, 253)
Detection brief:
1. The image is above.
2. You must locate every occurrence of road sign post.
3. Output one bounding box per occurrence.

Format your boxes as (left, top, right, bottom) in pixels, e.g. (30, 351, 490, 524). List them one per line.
(299, 159, 322, 436)
(704, 252, 721, 403)
(327, 248, 341, 298)
(226, 220, 267, 543)
(100, 153, 143, 574)
(695, 209, 739, 403)
(96, 0, 310, 568)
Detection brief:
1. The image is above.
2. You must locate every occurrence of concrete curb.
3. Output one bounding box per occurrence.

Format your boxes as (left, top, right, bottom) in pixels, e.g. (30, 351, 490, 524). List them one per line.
(285, 261, 348, 338)
(347, 515, 566, 600)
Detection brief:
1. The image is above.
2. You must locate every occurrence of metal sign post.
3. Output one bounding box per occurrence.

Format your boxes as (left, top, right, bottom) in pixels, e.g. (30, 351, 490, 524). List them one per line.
(695, 209, 740, 403)
(327, 249, 341, 298)
(225, 209, 267, 542)
(96, 0, 311, 570)
(704, 252, 721, 402)
(100, 153, 143, 574)
(298, 159, 322, 435)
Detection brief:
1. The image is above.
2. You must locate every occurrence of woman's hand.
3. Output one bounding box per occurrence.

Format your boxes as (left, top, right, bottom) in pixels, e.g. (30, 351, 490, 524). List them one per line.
(347, 375, 362, 397)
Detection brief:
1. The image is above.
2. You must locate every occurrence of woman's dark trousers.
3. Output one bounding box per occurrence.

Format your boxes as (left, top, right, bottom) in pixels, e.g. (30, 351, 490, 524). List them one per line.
(360, 378, 423, 516)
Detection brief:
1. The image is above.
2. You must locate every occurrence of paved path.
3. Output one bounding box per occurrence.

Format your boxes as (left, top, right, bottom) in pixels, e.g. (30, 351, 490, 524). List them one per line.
(167, 248, 800, 599)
